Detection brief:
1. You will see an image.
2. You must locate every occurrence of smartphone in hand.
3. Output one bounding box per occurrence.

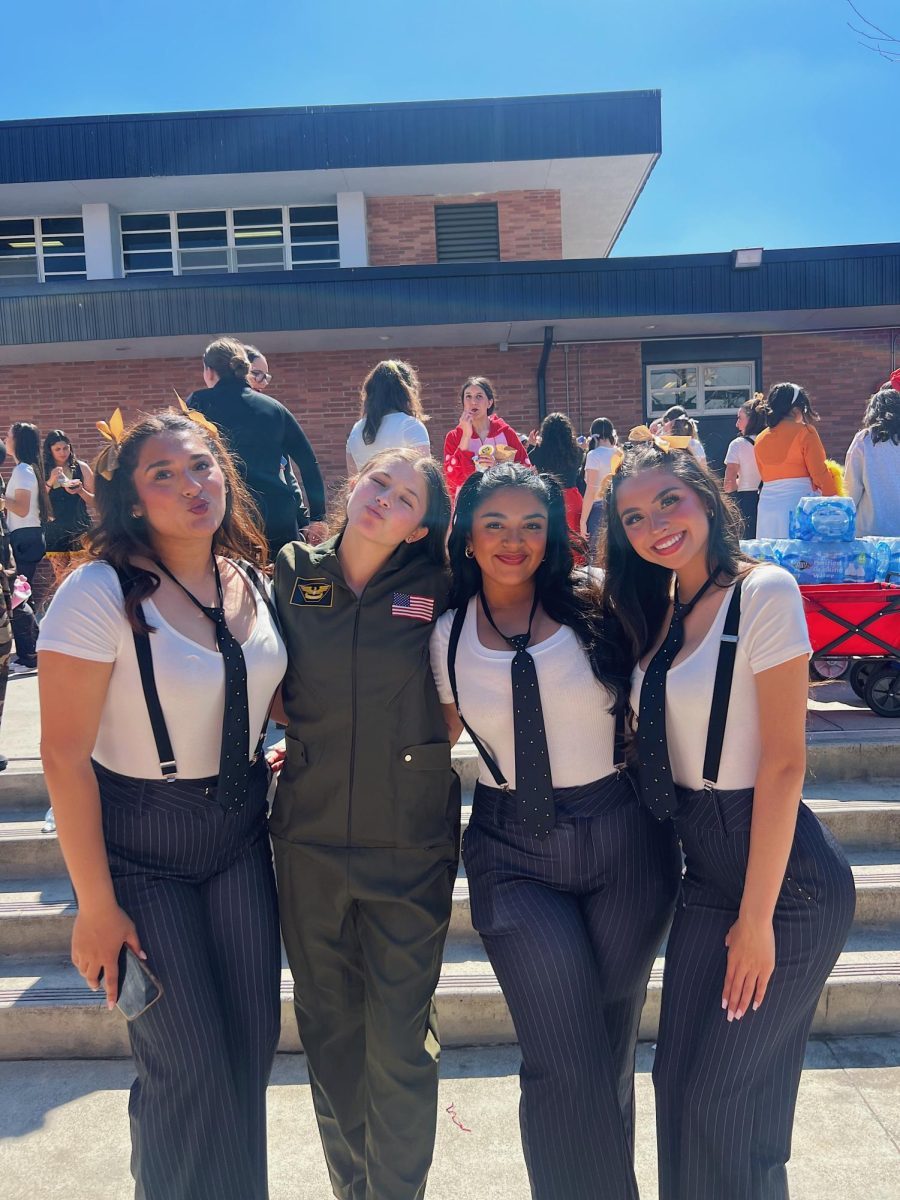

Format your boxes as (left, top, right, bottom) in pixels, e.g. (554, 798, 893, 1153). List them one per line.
(113, 946, 163, 1021)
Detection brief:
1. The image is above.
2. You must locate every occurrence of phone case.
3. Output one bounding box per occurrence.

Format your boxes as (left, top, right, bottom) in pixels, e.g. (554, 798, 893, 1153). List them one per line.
(116, 946, 163, 1021)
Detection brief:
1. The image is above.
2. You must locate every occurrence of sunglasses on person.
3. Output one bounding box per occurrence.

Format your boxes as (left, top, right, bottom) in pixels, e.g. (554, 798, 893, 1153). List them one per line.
(250, 369, 273, 385)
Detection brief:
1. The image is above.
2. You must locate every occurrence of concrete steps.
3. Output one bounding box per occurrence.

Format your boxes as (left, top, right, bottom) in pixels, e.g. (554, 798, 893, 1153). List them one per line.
(0, 733, 897, 1059)
(3, 854, 900, 958)
(3, 926, 899, 1059)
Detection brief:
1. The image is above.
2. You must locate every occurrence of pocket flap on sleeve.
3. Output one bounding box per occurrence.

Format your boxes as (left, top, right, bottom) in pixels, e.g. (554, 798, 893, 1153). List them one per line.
(399, 743, 451, 771)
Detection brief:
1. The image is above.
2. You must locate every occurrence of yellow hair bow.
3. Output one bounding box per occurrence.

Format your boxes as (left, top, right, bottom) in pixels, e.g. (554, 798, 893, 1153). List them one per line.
(96, 408, 126, 480)
(173, 390, 220, 438)
(625, 424, 690, 452)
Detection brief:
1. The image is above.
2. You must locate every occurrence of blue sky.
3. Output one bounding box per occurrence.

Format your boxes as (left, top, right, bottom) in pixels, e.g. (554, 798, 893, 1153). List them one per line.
(3, 0, 897, 256)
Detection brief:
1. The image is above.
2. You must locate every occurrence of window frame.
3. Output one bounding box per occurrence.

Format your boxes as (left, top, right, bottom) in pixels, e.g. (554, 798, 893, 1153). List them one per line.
(119, 204, 341, 277)
(0, 215, 87, 284)
(645, 359, 757, 418)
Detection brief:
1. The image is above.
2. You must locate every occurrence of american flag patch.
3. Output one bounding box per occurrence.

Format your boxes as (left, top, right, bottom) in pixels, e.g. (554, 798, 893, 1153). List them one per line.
(392, 592, 435, 622)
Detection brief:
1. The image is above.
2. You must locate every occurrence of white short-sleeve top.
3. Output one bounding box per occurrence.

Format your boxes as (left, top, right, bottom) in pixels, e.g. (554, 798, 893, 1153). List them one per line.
(38, 560, 287, 779)
(630, 566, 810, 791)
(430, 596, 617, 788)
(346, 411, 431, 471)
(6, 463, 41, 530)
(724, 436, 762, 492)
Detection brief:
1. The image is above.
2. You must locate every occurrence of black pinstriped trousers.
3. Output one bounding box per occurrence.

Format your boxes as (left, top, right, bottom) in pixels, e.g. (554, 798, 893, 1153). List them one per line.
(654, 787, 856, 1200)
(96, 760, 282, 1200)
(463, 773, 681, 1200)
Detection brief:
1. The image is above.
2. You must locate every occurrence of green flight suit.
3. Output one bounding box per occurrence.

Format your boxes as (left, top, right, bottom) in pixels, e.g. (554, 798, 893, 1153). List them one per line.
(271, 536, 459, 1200)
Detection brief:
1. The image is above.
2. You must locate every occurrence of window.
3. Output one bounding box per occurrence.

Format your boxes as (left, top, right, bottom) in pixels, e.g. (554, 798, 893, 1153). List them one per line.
(120, 206, 340, 277)
(647, 361, 756, 416)
(435, 203, 500, 262)
(0, 216, 86, 284)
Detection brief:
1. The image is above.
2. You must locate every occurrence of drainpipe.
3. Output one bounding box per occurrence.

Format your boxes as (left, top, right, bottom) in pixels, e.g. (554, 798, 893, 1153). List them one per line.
(536, 326, 555, 424)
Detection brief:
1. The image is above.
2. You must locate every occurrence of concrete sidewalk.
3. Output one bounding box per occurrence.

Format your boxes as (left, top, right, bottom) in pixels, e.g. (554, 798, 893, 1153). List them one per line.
(0, 1038, 898, 1200)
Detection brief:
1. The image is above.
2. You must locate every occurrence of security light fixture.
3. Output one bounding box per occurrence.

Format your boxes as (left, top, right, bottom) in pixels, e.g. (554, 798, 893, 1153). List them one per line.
(733, 247, 764, 269)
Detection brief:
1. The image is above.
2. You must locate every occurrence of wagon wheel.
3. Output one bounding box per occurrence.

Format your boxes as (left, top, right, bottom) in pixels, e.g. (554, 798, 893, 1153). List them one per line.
(849, 660, 876, 699)
(864, 662, 900, 719)
(809, 657, 851, 682)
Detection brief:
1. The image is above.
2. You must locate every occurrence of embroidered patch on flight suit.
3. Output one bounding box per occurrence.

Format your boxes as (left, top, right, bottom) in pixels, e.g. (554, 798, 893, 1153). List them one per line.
(290, 578, 334, 607)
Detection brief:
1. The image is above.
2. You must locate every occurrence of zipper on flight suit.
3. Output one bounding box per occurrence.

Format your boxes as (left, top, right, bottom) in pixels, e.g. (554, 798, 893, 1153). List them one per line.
(346, 594, 364, 848)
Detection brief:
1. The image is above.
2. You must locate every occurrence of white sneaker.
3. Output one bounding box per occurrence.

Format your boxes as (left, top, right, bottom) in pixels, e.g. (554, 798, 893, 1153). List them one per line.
(9, 661, 37, 676)
(42, 807, 56, 834)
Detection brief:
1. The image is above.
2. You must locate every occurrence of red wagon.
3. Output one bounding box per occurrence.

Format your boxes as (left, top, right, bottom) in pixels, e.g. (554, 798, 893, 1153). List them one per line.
(801, 582, 900, 718)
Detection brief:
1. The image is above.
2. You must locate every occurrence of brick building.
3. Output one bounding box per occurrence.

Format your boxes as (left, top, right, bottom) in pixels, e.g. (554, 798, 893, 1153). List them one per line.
(1, 91, 898, 488)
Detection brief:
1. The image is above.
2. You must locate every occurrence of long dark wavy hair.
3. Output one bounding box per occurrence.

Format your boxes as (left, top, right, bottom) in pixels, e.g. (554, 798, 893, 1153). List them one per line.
(599, 443, 754, 660)
(533, 412, 583, 483)
(42, 429, 78, 476)
(9, 422, 50, 525)
(862, 387, 900, 446)
(449, 463, 630, 708)
(85, 411, 269, 633)
(359, 360, 427, 445)
(331, 447, 450, 567)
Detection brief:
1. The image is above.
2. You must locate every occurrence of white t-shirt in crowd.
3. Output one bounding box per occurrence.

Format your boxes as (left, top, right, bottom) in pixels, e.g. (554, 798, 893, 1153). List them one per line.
(430, 597, 617, 789)
(689, 437, 707, 463)
(346, 411, 431, 470)
(630, 566, 810, 791)
(724, 436, 762, 492)
(38, 560, 287, 780)
(584, 444, 617, 482)
(6, 463, 41, 531)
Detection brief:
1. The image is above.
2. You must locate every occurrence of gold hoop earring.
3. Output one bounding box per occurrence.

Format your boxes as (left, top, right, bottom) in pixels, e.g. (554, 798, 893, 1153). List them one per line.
(465, 546, 475, 559)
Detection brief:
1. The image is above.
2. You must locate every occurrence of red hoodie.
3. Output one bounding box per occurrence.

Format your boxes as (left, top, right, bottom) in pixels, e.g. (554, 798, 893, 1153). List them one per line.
(443, 415, 530, 499)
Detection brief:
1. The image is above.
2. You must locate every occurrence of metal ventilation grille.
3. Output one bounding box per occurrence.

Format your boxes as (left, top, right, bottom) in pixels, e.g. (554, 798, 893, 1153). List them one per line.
(435, 203, 500, 262)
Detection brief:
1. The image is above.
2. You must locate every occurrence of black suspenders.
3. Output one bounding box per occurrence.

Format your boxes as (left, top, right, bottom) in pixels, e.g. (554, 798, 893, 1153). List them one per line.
(446, 601, 628, 791)
(115, 562, 279, 782)
(701, 577, 745, 790)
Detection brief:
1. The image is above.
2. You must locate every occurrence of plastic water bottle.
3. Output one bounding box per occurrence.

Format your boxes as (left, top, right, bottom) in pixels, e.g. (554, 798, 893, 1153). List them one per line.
(793, 496, 857, 542)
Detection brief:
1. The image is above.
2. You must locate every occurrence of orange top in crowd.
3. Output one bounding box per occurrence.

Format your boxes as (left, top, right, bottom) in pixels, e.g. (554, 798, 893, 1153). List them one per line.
(753, 421, 837, 495)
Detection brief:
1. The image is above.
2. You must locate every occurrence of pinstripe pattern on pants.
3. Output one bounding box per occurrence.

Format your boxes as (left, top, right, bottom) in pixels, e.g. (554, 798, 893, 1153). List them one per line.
(653, 787, 856, 1200)
(96, 759, 282, 1200)
(463, 772, 681, 1200)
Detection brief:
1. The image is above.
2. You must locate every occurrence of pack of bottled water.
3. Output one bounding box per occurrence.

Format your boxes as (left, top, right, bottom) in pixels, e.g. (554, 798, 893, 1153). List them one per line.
(883, 537, 900, 583)
(740, 537, 892, 584)
(791, 496, 857, 542)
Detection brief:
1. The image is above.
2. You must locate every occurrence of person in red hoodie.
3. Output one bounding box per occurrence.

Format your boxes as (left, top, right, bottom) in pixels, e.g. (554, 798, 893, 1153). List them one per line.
(443, 376, 529, 501)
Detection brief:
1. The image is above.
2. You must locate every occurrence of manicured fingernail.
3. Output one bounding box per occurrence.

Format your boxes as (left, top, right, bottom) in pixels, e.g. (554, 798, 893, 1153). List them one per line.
(735, 1009, 744, 1020)
(752, 1001, 760, 1011)
(107, 1000, 115, 1010)
(721, 998, 728, 1010)
(727, 1010, 735, 1022)
(139, 951, 147, 960)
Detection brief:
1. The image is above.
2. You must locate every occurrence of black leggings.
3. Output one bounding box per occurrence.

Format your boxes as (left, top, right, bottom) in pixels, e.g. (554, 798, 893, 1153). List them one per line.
(97, 760, 282, 1200)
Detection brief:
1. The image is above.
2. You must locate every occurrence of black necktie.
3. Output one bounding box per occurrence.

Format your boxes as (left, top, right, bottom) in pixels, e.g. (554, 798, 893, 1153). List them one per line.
(480, 591, 555, 837)
(637, 572, 717, 820)
(155, 558, 250, 809)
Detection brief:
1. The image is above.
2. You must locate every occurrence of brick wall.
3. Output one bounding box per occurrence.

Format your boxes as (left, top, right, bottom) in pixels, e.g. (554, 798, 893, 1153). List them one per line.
(366, 191, 562, 266)
(761, 329, 895, 459)
(0, 329, 892, 493)
(0, 342, 638, 493)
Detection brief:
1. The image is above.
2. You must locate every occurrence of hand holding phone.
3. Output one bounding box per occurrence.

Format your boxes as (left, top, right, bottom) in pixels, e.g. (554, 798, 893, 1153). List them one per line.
(115, 946, 163, 1021)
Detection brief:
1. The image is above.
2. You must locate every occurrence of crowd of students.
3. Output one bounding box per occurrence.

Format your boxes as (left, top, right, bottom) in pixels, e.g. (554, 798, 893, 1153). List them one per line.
(5, 348, 899, 1198)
